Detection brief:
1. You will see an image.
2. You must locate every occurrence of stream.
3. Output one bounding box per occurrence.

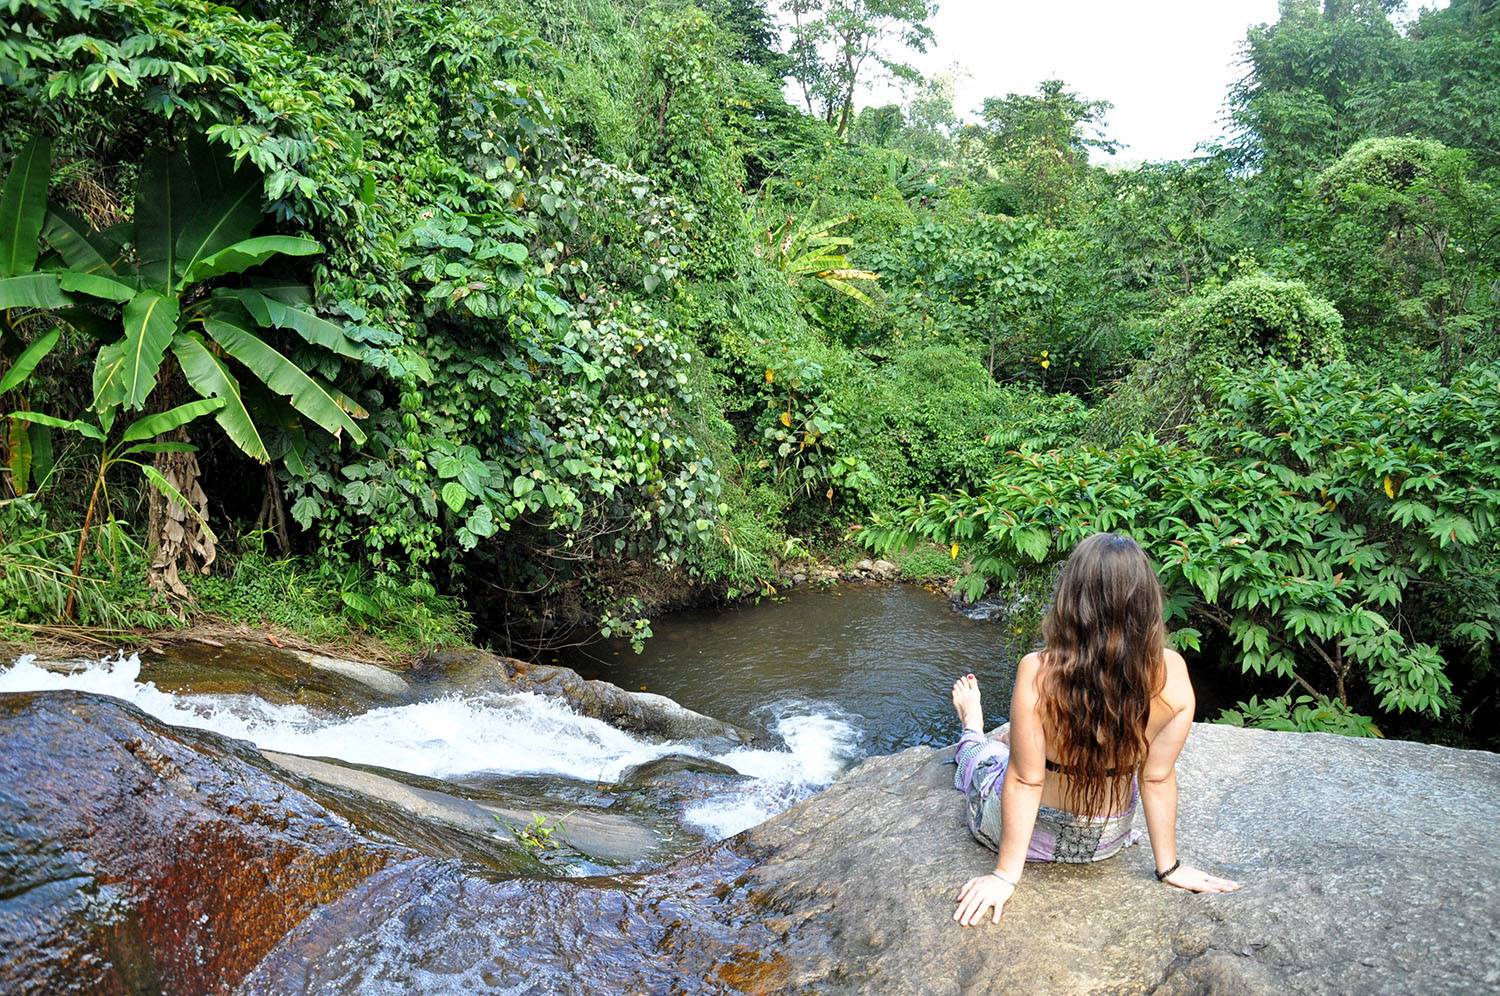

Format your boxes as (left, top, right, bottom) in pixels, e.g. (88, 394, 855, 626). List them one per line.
(565, 583, 1024, 754)
(0, 584, 1025, 870)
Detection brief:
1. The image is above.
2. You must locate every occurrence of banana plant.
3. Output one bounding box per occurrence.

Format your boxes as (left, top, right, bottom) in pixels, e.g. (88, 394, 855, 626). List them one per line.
(0, 136, 73, 495)
(47, 140, 370, 467)
(10, 397, 224, 619)
(755, 208, 881, 308)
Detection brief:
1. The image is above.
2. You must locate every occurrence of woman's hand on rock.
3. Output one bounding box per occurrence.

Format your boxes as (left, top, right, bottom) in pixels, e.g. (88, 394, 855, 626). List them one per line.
(1162, 865, 1241, 893)
(953, 875, 1014, 926)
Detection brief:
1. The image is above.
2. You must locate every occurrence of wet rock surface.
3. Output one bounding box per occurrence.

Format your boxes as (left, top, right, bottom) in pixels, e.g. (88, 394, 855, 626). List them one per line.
(3, 690, 1497, 994)
(134, 639, 401, 713)
(264, 750, 683, 871)
(0, 692, 397, 995)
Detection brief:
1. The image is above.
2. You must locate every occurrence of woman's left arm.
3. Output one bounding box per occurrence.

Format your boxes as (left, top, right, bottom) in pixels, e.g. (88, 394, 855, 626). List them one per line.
(954, 654, 1047, 927)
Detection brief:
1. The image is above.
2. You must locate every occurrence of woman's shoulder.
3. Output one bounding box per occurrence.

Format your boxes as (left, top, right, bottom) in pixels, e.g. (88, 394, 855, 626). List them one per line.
(1014, 651, 1046, 706)
(1158, 647, 1194, 710)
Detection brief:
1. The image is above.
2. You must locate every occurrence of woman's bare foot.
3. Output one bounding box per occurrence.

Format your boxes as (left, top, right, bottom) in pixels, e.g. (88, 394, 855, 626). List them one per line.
(952, 674, 984, 733)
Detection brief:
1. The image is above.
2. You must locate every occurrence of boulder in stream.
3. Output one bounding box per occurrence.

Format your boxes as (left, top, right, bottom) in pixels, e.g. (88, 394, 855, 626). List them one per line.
(264, 750, 677, 869)
(411, 647, 761, 746)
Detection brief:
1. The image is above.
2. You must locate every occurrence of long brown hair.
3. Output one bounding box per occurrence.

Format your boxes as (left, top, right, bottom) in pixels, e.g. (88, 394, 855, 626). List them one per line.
(1039, 532, 1166, 816)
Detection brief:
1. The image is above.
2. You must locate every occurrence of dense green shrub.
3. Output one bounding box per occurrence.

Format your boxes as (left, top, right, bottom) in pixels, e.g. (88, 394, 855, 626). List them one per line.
(1165, 274, 1345, 366)
(0, 495, 178, 633)
(867, 360, 1500, 735)
(867, 344, 1088, 501)
(190, 550, 472, 653)
(1090, 275, 1344, 443)
(1, 0, 367, 225)
(639, 7, 747, 280)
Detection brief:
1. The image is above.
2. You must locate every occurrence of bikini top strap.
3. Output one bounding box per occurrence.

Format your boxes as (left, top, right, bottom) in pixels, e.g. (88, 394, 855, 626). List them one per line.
(1044, 758, 1132, 778)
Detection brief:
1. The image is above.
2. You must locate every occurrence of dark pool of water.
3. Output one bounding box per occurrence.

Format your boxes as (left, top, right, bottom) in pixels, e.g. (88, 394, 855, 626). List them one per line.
(566, 584, 1026, 756)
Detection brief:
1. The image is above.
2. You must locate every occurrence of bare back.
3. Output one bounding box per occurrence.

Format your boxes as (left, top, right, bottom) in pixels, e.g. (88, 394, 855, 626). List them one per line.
(1010, 648, 1195, 817)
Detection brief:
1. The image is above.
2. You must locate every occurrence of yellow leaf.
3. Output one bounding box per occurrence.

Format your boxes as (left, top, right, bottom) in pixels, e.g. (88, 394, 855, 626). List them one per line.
(1040, 359, 1050, 369)
(950, 542, 960, 560)
(765, 368, 775, 384)
(780, 411, 792, 427)
(1383, 475, 1396, 499)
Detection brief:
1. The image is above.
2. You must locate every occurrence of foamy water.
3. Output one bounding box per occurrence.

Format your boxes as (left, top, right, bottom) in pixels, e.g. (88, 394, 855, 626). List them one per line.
(0, 653, 860, 839)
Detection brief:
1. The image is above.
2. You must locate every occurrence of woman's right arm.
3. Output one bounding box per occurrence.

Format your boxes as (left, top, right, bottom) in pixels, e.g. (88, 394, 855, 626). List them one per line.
(1139, 650, 1240, 894)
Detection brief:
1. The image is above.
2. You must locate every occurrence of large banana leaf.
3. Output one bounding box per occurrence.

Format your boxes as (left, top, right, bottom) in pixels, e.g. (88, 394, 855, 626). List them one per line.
(121, 397, 225, 442)
(171, 330, 269, 462)
(180, 235, 320, 286)
(217, 287, 365, 359)
(0, 273, 70, 310)
(203, 314, 365, 445)
(58, 270, 137, 303)
(5, 415, 30, 492)
(28, 422, 53, 488)
(188, 134, 236, 201)
(173, 175, 262, 292)
(91, 339, 127, 412)
(93, 290, 179, 411)
(0, 136, 51, 279)
(9, 410, 106, 441)
(0, 327, 60, 395)
(135, 147, 198, 291)
(246, 279, 313, 305)
(42, 205, 124, 276)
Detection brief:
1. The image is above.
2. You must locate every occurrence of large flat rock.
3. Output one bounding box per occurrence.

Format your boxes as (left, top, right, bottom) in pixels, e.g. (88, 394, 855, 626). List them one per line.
(736, 723, 1500, 993)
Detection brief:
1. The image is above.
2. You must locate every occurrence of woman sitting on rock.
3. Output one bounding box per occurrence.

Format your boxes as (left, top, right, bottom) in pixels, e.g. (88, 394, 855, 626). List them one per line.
(950, 531, 1241, 927)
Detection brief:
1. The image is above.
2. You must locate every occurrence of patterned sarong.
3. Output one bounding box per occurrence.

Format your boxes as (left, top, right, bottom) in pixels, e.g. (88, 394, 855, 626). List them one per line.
(952, 727, 1141, 863)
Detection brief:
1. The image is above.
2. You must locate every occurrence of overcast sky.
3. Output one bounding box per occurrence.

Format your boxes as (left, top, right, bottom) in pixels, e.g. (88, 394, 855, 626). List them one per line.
(859, 1, 1447, 164)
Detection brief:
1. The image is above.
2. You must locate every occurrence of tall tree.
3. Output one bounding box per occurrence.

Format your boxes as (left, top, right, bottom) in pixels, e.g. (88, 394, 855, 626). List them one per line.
(696, 0, 789, 73)
(965, 79, 1118, 220)
(1229, 0, 1406, 187)
(782, 0, 937, 138)
(849, 72, 959, 161)
(1353, 0, 1500, 169)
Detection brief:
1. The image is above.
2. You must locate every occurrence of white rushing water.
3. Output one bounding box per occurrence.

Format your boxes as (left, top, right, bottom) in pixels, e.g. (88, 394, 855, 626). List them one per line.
(0, 653, 861, 839)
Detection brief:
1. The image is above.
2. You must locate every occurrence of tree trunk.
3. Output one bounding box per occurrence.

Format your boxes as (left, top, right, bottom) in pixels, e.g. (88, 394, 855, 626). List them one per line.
(146, 428, 216, 601)
(256, 464, 291, 555)
(62, 463, 104, 622)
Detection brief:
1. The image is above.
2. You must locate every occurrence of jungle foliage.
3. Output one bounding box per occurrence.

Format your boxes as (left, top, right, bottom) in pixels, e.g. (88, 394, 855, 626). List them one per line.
(0, 0, 1497, 740)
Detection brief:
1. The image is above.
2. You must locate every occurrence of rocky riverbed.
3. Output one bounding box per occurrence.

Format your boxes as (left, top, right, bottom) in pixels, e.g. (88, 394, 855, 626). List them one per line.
(2, 647, 1498, 994)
